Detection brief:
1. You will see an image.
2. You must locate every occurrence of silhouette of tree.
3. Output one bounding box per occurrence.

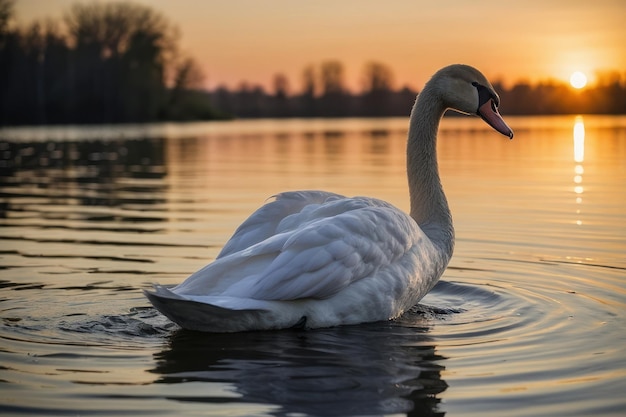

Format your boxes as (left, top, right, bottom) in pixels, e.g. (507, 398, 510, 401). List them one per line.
(362, 61, 394, 93)
(498, 81, 532, 115)
(228, 81, 268, 117)
(0, 0, 12, 34)
(394, 86, 419, 115)
(0, 0, 17, 124)
(170, 56, 204, 91)
(319, 60, 345, 96)
(593, 71, 626, 114)
(211, 85, 235, 116)
(63, 2, 177, 122)
(362, 61, 395, 116)
(0, 19, 70, 125)
(0, 1, 221, 125)
(273, 73, 290, 98)
(319, 60, 349, 116)
(300, 64, 317, 116)
(164, 56, 218, 120)
(272, 73, 291, 117)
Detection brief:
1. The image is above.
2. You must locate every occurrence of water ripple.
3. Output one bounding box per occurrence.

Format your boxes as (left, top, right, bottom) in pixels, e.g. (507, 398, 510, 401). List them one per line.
(1, 118, 625, 416)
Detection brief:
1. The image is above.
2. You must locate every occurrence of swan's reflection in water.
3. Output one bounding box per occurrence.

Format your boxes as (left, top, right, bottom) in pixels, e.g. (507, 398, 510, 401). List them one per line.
(152, 316, 446, 417)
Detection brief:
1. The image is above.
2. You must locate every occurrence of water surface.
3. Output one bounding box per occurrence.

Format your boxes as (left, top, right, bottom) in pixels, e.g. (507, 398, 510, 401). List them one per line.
(1, 115, 625, 416)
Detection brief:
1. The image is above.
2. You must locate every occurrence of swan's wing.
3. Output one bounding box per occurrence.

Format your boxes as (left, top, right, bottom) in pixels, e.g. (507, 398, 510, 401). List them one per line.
(217, 190, 344, 258)
(171, 191, 350, 296)
(221, 201, 423, 301)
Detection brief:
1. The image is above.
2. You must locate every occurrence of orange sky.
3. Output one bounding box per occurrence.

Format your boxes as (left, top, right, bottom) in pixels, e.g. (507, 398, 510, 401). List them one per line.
(14, 0, 626, 92)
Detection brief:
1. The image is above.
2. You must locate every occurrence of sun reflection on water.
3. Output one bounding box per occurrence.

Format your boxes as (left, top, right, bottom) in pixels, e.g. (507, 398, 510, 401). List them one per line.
(573, 116, 585, 225)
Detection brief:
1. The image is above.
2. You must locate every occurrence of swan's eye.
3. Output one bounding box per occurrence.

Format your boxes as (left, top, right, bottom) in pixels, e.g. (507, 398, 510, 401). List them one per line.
(474, 81, 500, 109)
(475, 83, 492, 110)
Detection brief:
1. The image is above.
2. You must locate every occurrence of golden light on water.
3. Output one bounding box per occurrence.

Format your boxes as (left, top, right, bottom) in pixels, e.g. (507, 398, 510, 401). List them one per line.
(573, 116, 585, 225)
(573, 116, 585, 163)
(569, 71, 588, 89)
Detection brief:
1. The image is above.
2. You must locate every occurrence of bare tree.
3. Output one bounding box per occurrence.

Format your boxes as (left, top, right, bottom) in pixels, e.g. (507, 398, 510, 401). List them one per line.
(360, 61, 396, 116)
(319, 60, 345, 96)
(362, 61, 394, 93)
(64, 2, 177, 58)
(173, 56, 205, 90)
(62, 2, 179, 122)
(272, 73, 289, 99)
(0, 0, 13, 36)
(302, 64, 316, 96)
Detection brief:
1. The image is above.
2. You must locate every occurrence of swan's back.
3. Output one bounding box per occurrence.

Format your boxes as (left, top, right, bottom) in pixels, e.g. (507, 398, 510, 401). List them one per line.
(145, 191, 449, 331)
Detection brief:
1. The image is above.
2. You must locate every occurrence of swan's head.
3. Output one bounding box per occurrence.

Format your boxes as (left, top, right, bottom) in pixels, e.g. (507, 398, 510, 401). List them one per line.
(431, 64, 514, 139)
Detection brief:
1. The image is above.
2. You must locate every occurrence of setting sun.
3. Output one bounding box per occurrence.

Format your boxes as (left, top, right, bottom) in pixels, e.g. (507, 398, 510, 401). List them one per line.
(570, 71, 588, 89)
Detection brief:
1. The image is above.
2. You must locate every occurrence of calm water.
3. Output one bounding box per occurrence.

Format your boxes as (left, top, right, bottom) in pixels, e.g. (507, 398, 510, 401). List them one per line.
(1, 115, 625, 416)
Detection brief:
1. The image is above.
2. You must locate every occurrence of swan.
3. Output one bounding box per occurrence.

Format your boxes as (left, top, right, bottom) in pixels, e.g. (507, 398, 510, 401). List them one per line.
(144, 64, 513, 332)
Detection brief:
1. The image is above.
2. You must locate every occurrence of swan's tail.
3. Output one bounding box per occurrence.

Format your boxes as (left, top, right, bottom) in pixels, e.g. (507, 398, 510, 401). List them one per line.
(144, 286, 269, 332)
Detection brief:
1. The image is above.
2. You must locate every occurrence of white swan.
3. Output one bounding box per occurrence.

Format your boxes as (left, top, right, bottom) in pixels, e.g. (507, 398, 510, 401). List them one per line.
(145, 64, 513, 332)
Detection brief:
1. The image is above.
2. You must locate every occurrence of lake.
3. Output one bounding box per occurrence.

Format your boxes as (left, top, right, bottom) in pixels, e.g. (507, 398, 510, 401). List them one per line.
(1, 115, 625, 416)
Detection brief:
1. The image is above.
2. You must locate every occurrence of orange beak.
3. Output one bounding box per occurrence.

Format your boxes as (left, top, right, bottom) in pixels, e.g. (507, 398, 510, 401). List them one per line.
(478, 99, 514, 139)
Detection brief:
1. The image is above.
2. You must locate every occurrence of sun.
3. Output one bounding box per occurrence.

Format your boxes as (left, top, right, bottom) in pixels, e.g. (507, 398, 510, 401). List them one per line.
(570, 71, 588, 89)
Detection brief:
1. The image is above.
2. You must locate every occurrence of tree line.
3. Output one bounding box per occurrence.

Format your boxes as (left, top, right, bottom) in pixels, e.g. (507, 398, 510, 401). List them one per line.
(0, 0, 218, 125)
(207, 61, 419, 118)
(1, 0, 625, 126)
(207, 62, 626, 118)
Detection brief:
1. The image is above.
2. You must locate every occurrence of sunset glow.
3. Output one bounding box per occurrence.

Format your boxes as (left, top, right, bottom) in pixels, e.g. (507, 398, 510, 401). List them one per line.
(13, 0, 626, 91)
(570, 72, 588, 89)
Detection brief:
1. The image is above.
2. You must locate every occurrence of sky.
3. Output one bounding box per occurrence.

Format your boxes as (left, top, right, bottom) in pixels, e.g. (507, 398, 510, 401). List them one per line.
(13, 0, 626, 92)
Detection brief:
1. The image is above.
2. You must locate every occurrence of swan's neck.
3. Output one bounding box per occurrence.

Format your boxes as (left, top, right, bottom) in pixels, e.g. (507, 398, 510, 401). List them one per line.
(407, 86, 454, 251)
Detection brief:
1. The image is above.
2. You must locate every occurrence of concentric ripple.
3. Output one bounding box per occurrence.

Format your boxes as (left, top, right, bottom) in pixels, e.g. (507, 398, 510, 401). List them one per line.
(421, 256, 626, 417)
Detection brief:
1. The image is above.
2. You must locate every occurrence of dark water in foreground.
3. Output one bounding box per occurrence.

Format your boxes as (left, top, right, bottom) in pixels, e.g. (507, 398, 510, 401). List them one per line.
(1, 116, 625, 416)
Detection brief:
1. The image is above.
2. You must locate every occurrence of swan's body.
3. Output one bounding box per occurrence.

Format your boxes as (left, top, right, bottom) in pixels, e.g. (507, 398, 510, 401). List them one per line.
(145, 64, 513, 332)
